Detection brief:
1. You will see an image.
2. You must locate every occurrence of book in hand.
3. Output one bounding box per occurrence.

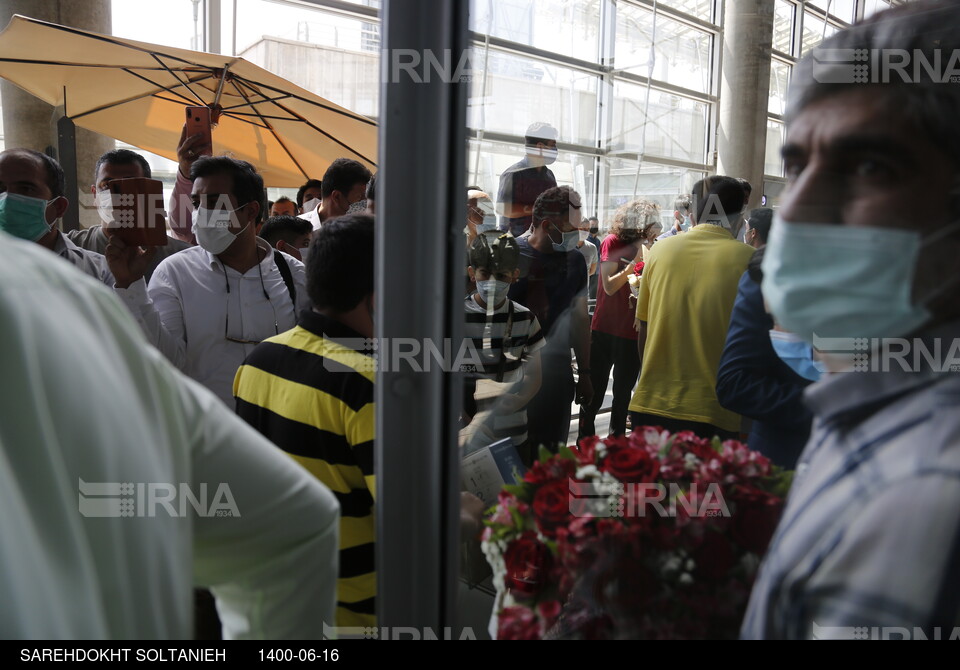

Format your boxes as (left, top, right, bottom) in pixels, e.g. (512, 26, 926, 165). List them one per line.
(104, 178, 168, 247)
(462, 437, 526, 507)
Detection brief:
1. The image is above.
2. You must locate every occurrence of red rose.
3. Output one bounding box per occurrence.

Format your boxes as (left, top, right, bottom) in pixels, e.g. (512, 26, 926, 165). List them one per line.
(602, 446, 660, 483)
(503, 532, 553, 598)
(497, 605, 542, 640)
(533, 480, 571, 537)
(524, 456, 577, 485)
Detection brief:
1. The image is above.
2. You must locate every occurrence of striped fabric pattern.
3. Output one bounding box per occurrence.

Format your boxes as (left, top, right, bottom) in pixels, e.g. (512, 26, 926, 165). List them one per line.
(234, 310, 376, 627)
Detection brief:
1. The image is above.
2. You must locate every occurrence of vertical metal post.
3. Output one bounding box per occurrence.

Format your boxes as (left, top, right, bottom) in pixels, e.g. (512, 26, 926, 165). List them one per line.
(205, 0, 222, 54)
(56, 113, 80, 232)
(376, 0, 469, 631)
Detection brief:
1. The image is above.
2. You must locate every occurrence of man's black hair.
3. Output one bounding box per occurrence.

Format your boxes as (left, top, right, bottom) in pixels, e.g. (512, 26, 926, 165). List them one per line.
(307, 213, 374, 313)
(321, 158, 372, 199)
(296, 179, 323, 207)
(745, 207, 773, 244)
(260, 215, 312, 246)
(691, 175, 745, 225)
(190, 155, 266, 223)
(94, 149, 151, 184)
(365, 173, 377, 202)
(5, 148, 65, 198)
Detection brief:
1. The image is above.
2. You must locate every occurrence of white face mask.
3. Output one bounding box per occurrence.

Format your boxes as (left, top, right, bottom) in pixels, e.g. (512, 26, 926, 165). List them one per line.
(301, 197, 320, 215)
(297, 247, 310, 263)
(475, 215, 498, 235)
(96, 189, 115, 225)
(192, 205, 248, 255)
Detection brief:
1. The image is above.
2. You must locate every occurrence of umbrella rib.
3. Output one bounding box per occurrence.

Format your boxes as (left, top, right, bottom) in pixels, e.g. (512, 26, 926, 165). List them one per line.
(219, 94, 294, 112)
(225, 73, 376, 127)
(231, 76, 376, 166)
(229, 78, 309, 180)
(150, 53, 208, 107)
(70, 69, 210, 120)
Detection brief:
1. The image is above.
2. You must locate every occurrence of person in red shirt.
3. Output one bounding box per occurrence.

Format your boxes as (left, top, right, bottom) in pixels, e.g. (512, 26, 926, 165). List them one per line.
(578, 199, 661, 439)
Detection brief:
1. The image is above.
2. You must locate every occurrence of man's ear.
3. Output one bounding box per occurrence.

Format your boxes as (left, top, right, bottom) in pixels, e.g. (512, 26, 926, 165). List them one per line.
(276, 239, 290, 254)
(511, 268, 520, 283)
(467, 266, 476, 282)
(49, 196, 69, 221)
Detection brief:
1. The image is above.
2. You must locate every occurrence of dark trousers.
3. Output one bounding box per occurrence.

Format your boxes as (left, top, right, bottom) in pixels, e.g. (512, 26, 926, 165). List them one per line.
(526, 359, 575, 457)
(588, 273, 599, 301)
(579, 330, 641, 439)
(628, 411, 738, 442)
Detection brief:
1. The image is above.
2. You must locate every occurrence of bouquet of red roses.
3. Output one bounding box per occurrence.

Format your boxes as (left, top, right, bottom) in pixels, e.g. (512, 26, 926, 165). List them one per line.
(481, 428, 793, 639)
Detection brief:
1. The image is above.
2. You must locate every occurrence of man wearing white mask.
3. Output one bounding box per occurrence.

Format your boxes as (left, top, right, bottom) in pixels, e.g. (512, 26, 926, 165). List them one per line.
(657, 195, 694, 241)
(68, 148, 191, 283)
(0, 149, 113, 285)
(106, 155, 309, 407)
(299, 158, 372, 232)
(497, 122, 559, 237)
(742, 0, 960, 639)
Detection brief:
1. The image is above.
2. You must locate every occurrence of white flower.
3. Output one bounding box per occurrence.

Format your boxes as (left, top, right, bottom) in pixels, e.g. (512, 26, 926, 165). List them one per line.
(678, 573, 694, 585)
(576, 464, 601, 480)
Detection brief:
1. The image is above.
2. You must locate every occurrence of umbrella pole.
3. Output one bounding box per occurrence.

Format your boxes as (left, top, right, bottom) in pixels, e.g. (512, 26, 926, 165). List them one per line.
(55, 111, 81, 233)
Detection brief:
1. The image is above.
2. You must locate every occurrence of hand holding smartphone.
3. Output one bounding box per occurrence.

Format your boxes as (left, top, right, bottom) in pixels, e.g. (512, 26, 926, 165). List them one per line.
(184, 106, 213, 157)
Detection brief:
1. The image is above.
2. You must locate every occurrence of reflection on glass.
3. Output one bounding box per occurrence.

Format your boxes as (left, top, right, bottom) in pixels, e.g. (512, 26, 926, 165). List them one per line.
(807, 0, 857, 24)
(863, 0, 892, 20)
(602, 157, 703, 229)
(611, 81, 708, 164)
(614, 3, 714, 95)
(768, 60, 791, 116)
(656, 0, 715, 23)
(469, 0, 601, 62)
(800, 10, 839, 56)
(469, 46, 600, 146)
(765, 119, 785, 177)
(773, 0, 794, 55)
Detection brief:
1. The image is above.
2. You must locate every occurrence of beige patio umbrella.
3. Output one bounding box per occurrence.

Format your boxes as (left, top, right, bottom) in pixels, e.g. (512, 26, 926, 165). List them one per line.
(0, 14, 377, 186)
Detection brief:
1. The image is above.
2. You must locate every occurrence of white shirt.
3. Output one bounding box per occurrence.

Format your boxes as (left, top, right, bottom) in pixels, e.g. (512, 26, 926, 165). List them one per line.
(0, 231, 339, 639)
(115, 237, 309, 406)
(298, 203, 324, 231)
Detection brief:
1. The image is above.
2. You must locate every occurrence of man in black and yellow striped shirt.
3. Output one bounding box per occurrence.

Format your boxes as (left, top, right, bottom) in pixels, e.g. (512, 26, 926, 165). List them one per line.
(234, 214, 376, 628)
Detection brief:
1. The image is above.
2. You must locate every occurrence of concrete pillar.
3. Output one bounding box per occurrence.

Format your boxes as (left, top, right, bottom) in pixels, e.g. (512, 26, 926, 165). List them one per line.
(716, 0, 775, 211)
(0, 0, 114, 229)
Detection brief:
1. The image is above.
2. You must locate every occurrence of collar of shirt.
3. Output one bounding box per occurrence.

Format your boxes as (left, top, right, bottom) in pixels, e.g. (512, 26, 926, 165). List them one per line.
(805, 317, 960, 427)
(298, 310, 368, 350)
(201, 236, 275, 272)
(52, 230, 81, 258)
(688, 222, 736, 240)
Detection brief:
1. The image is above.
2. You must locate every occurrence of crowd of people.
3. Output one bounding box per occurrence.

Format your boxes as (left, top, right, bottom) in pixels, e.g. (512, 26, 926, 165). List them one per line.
(0, 0, 958, 641)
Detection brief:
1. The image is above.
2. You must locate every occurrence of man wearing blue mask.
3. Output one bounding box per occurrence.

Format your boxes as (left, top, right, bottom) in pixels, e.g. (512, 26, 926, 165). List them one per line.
(508, 185, 592, 456)
(657, 195, 694, 241)
(0, 149, 112, 285)
(105, 155, 309, 407)
(742, 0, 960, 640)
(497, 122, 559, 237)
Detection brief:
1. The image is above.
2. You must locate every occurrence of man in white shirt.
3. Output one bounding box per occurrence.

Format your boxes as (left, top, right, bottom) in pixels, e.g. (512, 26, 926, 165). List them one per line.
(299, 158, 371, 231)
(106, 155, 310, 406)
(0, 231, 339, 639)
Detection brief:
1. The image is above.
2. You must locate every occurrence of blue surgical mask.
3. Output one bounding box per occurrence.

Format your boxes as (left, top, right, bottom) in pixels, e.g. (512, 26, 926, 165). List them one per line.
(551, 224, 580, 252)
(680, 215, 691, 232)
(761, 214, 959, 342)
(540, 147, 558, 165)
(0, 192, 57, 241)
(769, 330, 826, 382)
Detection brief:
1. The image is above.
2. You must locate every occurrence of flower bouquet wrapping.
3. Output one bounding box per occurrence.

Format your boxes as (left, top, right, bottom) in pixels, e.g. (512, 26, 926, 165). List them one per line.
(481, 428, 793, 639)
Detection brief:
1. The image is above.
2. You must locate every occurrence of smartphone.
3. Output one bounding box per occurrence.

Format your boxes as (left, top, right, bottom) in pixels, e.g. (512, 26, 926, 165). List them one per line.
(185, 106, 213, 156)
(105, 178, 168, 247)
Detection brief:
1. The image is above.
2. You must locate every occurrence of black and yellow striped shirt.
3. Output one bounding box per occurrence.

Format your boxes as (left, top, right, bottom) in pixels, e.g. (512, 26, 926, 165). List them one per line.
(234, 310, 375, 627)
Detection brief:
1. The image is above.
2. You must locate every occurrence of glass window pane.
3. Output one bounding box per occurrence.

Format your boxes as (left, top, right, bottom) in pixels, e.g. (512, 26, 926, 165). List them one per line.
(234, 0, 380, 117)
(769, 60, 791, 116)
(602, 157, 703, 229)
(611, 81, 708, 164)
(765, 119, 785, 177)
(863, 0, 892, 20)
(467, 139, 597, 216)
(469, 0, 601, 62)
(614, 3, 714, 95)
(807, 0, 856, 24)
(800, 10, 839, 56)
(113, 0, 199, 49)
(773, 0, 794, 54)
(657, 0, 714, 23)
(469, 46, 600, 146)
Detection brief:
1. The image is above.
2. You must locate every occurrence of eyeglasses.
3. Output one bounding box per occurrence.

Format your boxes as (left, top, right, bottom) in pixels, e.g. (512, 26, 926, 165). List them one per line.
(222, 256, 279, 345)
